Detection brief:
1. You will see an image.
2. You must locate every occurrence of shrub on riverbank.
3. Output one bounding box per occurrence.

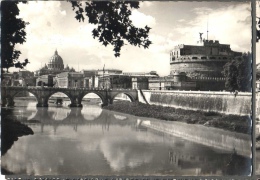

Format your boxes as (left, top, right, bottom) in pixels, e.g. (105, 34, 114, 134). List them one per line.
(103, 101, 251, 134)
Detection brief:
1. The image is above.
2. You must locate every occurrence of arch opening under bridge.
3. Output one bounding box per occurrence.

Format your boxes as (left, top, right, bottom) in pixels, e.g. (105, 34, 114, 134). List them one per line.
(111, 92, 135, 104)
(81, 92, 104, 105)
(2, 89, 38, 107)
(47, 92, 72, 107)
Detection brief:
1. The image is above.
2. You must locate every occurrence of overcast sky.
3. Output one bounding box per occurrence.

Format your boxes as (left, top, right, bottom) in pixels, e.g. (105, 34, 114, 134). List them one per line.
(14, 1, 252, 76)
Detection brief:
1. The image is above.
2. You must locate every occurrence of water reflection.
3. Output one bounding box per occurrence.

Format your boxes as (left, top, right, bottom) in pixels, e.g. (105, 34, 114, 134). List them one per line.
(81, 105, 103, 121)
(11, 101, 38, 121)
(15, 104, 104, 123)
(1, 99, 251, 176)
(1, 108, 34, 157)
(48, 107, 71, 121)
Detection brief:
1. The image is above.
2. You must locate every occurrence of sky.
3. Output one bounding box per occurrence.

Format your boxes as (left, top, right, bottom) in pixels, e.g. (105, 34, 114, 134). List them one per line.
(13, 1, 252, 76)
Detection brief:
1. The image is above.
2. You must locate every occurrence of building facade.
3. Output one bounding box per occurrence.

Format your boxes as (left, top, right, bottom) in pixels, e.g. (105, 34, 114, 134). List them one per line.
(170, 40, 242, 77)
(2, 70, 36, 87)
(98, 75, 132, 89)
(168, 40, 242, 90)
(54, 72, 85, 88)
(18, 70, 36, 86)
(36, 74, 56, 87)
(96, 69, 122, 76)
(132, 77, 149, 90)
(148, 73, 197, 90)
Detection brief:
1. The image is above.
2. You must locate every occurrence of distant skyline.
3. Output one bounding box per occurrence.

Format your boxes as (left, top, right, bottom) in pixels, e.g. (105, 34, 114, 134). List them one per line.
(12, 1, 251, 76)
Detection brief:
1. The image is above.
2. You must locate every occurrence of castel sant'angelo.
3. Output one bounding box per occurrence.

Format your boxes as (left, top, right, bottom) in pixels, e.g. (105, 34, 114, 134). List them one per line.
(168, 38, 242, 91)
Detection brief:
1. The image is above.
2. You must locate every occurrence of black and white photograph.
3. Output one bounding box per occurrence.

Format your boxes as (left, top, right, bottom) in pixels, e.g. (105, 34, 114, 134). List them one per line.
(1, 0, 253, 177)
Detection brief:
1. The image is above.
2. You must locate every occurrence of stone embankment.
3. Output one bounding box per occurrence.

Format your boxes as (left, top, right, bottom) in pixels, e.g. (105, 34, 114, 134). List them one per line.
(138, 90, 251, 116)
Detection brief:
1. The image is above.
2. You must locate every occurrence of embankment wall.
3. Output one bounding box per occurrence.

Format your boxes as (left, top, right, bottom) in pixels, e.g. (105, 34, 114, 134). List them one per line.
(138, 90, 251, 116)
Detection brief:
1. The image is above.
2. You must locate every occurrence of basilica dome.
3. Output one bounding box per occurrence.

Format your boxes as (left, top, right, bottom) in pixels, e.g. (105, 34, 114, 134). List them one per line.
(47, 50, 64, 70)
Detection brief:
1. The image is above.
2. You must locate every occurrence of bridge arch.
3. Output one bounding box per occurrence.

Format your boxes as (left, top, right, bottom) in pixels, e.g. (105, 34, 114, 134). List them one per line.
(111, 92, 135, 104)
(4, 89, 38, 107)
(26, 90, 39, 100)
(46, 91, 73, 106)
(80, 91, 106, 105)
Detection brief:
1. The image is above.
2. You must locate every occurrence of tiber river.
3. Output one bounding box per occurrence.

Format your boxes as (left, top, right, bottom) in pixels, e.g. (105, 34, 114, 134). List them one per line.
(1, 96, 251, 176)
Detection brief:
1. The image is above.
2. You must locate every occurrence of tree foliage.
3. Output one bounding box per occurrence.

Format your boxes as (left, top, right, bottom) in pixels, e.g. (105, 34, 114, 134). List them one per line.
(70, 1, 152, 57)
(1, 1, 152, 72)
(222, 53, 252, 92)
(1, 1, 29, 72)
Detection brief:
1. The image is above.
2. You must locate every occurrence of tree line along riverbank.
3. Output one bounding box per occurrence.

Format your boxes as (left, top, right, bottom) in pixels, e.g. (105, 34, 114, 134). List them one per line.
(103, 101, 251, 134)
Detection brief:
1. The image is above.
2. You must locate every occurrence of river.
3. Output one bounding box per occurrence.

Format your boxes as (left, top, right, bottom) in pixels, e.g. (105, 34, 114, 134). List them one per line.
(1, 99, 251, 176)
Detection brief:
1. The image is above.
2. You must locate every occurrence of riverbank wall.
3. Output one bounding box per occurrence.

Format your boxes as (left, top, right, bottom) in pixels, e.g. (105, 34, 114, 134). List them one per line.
(138, 90, 251, 116)
(140, 119, 251, 157)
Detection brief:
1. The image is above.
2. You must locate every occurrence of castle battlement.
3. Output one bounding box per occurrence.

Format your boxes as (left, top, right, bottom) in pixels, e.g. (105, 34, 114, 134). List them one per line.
(170, 55, 234, 62)
(169, 40, 242, 78)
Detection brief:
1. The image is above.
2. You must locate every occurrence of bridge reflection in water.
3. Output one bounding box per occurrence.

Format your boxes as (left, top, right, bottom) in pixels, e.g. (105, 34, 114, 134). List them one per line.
(1, 99, 251, 176)
(13, 100, 137, 135)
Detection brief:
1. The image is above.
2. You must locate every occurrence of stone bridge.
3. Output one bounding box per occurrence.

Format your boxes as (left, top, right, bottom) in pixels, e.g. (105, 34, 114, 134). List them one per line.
(1, 86, 138, 107)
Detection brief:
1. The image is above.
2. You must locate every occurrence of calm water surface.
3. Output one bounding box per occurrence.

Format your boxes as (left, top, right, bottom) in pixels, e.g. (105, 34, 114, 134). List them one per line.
(1, 99, 251, 176)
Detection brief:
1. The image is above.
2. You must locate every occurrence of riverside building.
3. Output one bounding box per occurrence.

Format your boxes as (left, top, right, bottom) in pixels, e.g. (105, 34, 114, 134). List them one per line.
(167, 39, 242, 90)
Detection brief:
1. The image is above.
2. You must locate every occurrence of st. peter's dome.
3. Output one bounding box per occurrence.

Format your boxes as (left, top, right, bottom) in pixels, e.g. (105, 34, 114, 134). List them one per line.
(47, 50, 64, 70)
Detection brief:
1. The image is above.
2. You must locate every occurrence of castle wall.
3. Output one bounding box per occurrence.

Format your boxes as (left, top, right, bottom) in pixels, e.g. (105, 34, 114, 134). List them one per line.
(169, 41, 241, 90)
(192, 79, 225, 91)
(170, 60, 229, 77)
